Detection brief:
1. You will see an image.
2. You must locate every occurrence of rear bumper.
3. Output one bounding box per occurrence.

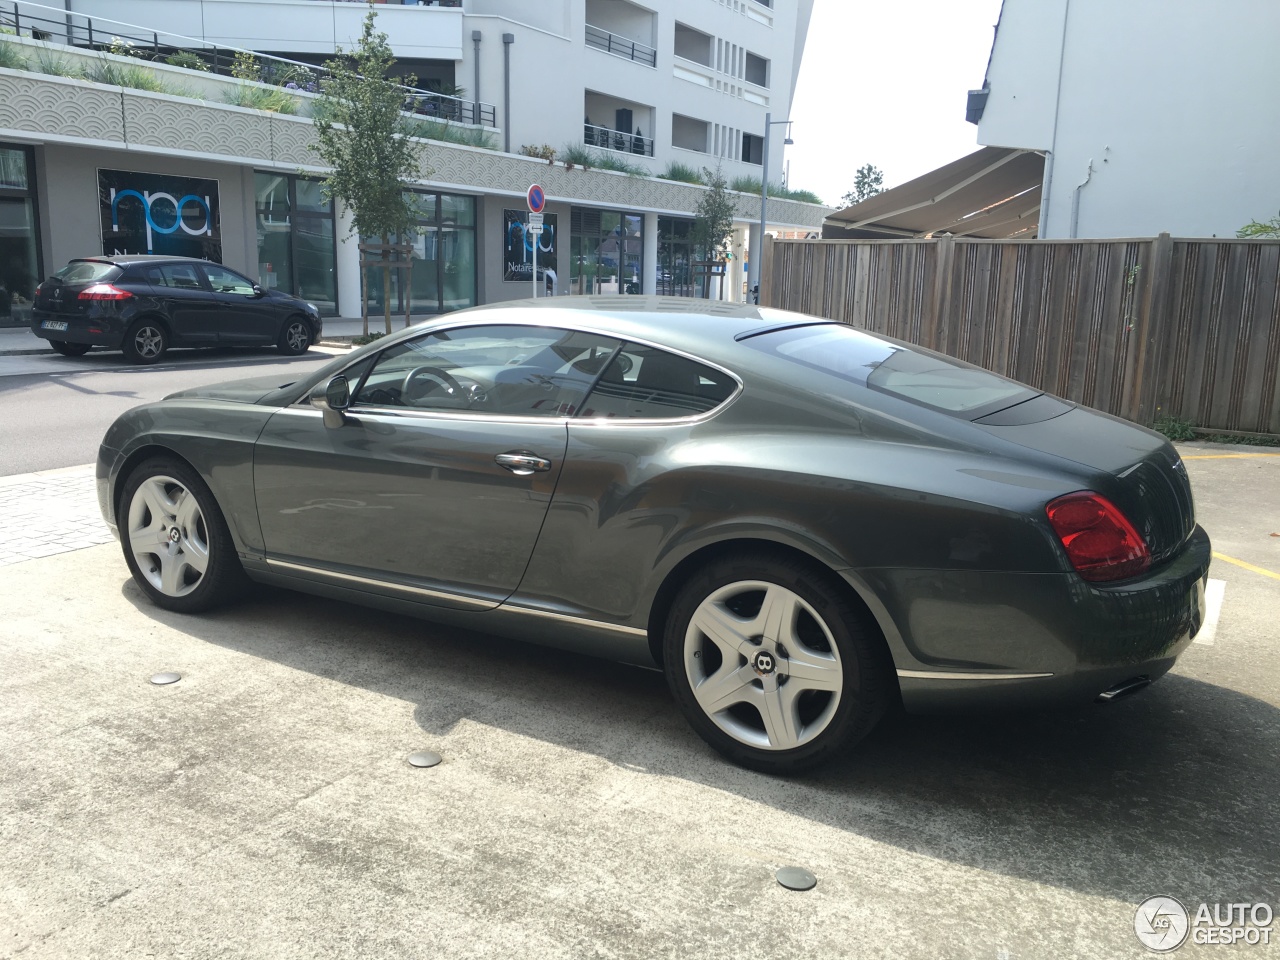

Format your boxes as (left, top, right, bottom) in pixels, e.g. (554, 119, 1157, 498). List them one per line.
(865, 525, 1212, 713)
(31, 313, 125, 346)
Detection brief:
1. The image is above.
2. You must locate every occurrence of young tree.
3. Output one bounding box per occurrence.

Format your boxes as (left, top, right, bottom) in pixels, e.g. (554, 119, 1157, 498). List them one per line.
(840, 163, 885, 208)
(693, 166, 735, 298)
(313, 10, 426, 334)
(1237, 212, 1280, 238)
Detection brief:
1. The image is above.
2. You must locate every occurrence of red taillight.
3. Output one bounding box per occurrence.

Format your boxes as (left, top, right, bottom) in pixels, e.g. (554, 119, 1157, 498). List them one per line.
(1046, 491, 1150, 582)
(78, 283, 133, 301)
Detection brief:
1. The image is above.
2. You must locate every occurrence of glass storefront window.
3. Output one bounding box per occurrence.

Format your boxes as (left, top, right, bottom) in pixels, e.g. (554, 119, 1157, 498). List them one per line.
(570, 208, 644, 295)
(364, 192, 476, 317)
(0, 145, 40, 326)
(658, 217, 698, 297)
(254, 171, 337, 316)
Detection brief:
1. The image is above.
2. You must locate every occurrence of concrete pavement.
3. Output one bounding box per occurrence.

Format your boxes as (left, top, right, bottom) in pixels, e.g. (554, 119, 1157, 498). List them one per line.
(0, 445, 1276, 959)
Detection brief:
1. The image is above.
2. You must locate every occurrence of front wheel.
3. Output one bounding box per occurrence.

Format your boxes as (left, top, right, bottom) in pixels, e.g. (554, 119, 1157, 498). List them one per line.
(663, 552, 893, 774)
(49, 340, 91, 356)
(122, 319, 168, 364)
(278, 317, 312, 355)
(119, 457, 247, 613)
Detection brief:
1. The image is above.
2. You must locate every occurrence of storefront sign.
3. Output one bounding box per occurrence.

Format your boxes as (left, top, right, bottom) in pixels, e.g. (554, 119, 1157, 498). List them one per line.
(504, 209, 556, 282)
(99, 169, 221, 260)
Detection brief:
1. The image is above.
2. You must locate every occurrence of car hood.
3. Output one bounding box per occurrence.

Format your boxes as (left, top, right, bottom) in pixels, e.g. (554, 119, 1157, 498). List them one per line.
(165, 375, 299, 404)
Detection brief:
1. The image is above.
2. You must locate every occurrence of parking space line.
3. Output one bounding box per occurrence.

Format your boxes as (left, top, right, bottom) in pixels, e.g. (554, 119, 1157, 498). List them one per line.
(1212, 551, 1280, 582)
(1182, 453, 1280, 460)
(1193, 578, 1227, 645)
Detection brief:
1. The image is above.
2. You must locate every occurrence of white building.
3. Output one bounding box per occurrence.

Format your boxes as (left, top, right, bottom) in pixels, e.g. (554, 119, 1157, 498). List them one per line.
(972, 0, 1280, 239)
(68, 0, 811, 184)
(0, 0, 823, 326)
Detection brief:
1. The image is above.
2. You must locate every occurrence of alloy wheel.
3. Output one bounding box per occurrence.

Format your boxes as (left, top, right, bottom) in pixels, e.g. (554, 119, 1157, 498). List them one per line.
(682, 580, 843, 751)
(285, 321, 309, 352)
(126, 475, 210, 598)
(133, 326, 164, 360)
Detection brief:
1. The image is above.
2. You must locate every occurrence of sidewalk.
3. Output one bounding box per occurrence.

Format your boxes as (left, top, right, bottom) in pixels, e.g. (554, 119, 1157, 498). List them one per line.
(0, 316, 404, 356)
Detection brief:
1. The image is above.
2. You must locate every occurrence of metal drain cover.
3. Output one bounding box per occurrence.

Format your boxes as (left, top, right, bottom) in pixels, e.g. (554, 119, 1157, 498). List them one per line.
(149, 672, 181, 685)
(407, 751, 442, 768)
(775, 867, 817, 891)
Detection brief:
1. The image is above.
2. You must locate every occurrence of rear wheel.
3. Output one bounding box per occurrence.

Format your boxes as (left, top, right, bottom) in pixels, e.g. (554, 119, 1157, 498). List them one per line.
(278, 316, 312, 355)
(663, 551, 893, 774)
(119, 457, 247, 613)
(122, 319, 168, 364)
(49, 340, 91, 356)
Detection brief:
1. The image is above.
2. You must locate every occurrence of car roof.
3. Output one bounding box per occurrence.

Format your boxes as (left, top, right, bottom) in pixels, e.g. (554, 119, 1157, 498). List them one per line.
(459, 296, 841, 359)
(71, 255, 211, 266)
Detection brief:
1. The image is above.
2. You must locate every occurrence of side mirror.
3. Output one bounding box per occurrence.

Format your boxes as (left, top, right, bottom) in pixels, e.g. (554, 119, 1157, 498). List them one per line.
(252, 284, 264, 297)
(309, 375, 350, 428)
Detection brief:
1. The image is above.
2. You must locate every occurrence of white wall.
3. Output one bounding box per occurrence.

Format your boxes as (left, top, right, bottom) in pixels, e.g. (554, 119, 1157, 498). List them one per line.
(978, 0, 1280, 238)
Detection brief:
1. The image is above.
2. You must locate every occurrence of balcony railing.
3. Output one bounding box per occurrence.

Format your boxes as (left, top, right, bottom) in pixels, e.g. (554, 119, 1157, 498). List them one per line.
(584, 123, 653, 157)
(0, 0, 496, 127)
(584, 24, 657, 68)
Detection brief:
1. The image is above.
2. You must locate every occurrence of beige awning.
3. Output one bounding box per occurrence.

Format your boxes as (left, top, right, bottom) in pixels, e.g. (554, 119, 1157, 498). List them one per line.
(822, 147, 1044, 240)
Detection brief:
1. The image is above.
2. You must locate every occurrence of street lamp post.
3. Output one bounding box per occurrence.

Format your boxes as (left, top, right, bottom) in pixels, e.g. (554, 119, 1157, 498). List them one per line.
(752, 112, 794, 302)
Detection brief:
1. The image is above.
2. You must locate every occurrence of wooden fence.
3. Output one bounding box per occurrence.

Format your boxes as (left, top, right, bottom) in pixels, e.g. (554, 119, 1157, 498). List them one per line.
(759, 234, 1280, 436)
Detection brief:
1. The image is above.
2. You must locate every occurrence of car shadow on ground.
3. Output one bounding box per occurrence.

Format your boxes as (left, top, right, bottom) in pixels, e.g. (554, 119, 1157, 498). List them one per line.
(122, 579, 1280, 908)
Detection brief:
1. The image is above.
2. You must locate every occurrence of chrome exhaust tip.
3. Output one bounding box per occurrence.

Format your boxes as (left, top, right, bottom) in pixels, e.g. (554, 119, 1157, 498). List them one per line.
(1096, 676, 1151, 703)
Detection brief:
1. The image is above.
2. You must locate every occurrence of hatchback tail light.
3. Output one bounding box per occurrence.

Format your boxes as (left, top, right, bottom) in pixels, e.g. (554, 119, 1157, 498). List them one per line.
(78, 283, 133, 301)
(1046, 491, 1150, 582)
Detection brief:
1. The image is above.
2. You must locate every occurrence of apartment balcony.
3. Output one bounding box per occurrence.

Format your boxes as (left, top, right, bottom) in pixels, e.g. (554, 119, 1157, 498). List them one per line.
(583, 122, 653, 157)
(584, 24, 656, 67)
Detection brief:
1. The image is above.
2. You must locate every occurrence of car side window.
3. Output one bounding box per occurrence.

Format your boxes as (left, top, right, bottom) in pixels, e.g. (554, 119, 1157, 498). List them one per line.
(156, 263, 204, 290)
(351, 324, 622, 417)
(202, 265, 256, 296)
(578, 343, 737, 419)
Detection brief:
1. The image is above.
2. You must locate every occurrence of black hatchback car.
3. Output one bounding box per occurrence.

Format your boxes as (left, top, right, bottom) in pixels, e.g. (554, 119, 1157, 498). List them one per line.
(31, 256, 323, 364)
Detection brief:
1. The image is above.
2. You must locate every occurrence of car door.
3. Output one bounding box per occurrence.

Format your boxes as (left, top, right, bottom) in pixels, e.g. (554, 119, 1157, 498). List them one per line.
(200, 263, 276, 345)
(252, 323, 623, 609)
(147, 262, 224, 344)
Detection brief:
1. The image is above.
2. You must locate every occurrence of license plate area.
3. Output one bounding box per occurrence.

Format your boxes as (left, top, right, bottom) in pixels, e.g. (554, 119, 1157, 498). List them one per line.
(42, 320, 69, 332)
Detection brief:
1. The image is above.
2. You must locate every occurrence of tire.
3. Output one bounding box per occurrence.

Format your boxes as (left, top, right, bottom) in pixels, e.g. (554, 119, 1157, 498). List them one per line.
(49, 340, 91, 356)
(663, 551, 893, 774)
(278, 316, 312, 355)
(122, 319, 168, 364)
(119, 457, 247, 613)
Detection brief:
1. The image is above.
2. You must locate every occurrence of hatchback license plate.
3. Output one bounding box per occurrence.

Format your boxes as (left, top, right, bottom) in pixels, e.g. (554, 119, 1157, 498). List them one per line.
(42, 321, 69, 332)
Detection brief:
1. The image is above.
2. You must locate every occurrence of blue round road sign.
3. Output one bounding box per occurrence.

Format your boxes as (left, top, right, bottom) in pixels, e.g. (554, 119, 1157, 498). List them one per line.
(527, 184, 546, 214)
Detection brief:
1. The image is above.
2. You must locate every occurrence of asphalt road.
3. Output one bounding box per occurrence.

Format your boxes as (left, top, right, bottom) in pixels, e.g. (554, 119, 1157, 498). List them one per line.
(0, 346, 340, 475)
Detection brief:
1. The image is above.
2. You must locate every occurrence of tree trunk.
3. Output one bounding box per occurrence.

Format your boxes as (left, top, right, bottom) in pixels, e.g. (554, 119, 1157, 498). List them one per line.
(381, 233, 393, 335)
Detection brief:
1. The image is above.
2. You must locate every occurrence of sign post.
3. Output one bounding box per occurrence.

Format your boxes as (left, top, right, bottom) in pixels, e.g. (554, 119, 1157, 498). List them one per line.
(527, 184, 546, 299)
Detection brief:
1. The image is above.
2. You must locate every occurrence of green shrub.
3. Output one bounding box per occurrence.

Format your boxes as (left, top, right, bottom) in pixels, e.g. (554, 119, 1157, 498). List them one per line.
(30, 48, 81, 78)
(0, 40, 27, 71)
(658, 162, 704, 184)
(165, 51, 209, 72)
(225, 83, 298, 114)
(1152, 415, 1196, 441)
(408, 118, 497, 150)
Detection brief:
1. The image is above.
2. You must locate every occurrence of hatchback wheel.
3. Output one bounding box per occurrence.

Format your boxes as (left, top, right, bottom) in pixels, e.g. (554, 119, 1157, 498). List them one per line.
(663, 552, 893, 773)
(49, 340, 91, 356)
(120, 457, 246, 612)
(278, 317, 312, 355)
(123, 319, 168, 364)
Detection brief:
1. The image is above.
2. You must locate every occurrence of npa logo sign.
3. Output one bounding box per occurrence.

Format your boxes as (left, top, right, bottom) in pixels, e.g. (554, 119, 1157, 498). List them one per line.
(99, 169, 222, 260)
(503, 208, 557, 282)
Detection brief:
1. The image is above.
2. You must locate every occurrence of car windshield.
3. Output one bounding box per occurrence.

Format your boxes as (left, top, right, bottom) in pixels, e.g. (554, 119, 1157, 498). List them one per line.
(750, 323, 1037, 419)
(53, 261, 121, 284)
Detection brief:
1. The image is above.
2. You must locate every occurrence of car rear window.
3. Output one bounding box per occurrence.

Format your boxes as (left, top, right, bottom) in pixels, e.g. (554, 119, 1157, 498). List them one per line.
(52, 261, 121, 284)
(750, 323, 1037, 419)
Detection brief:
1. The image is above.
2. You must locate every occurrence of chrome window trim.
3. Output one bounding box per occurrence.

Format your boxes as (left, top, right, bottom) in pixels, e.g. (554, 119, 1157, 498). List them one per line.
(304, 317, 745, 425)
(896, 669, 1054, 681)
(265, 558, 495, 609)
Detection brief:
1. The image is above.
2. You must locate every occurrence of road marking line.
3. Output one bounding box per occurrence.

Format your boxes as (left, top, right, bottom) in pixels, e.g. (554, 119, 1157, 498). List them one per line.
(1182, 453, 1280, 459)
(1212, 551, 1280, 582)
(1193, 578, 1227, 645)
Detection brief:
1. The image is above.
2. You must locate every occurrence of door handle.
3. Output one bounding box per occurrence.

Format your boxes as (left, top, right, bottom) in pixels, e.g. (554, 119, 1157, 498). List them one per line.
(495, 452, 552, 475)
